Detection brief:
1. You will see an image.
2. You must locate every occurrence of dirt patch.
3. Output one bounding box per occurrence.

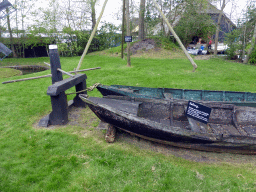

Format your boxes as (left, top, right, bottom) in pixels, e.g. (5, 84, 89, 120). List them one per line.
(98, 121, 256, 164)
(128, 39, 187, 59)
(130, 39, 159, 55)
(194, 55, 214, 60)
(34, 106, 100, 137)
(118, 131, 256, 164)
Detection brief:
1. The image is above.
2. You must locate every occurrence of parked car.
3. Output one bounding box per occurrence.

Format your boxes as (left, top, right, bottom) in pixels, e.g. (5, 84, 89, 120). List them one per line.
(187, 47, 207, 55)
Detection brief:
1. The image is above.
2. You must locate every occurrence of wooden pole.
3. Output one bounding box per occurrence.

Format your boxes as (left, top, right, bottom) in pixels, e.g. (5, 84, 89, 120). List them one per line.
(2, 74, 52, 84)
(126, 0, 131, 67)
(2, 67, 101, 84)
(57, 68, 75, 77)
(76, 0, 108, 71)
(69, 67, 101, 73)
(151, 0, 197, 72)
(121, 0, 125, 59)
(44, 62, 74, 77)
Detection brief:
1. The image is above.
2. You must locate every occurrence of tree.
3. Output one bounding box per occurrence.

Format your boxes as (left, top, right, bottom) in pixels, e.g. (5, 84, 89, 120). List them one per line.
(144, 0, 171, 37)
(6, 7, 17, 58)
(243, 5, 256, 64)
(138, 0, 145, 40)
(224, 28, 241, 60)
(214, 0, 227, 56)
(224, 4, 256, 63)
(174, 0, 216, 47)
(98, 22, 120, 50)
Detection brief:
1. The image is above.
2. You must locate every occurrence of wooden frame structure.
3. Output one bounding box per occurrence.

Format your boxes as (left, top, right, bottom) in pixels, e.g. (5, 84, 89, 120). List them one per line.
(38, 45, 87, 127)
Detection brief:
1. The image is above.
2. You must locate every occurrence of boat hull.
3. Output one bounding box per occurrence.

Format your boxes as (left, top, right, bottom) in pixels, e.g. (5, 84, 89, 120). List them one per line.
(97, 84, 256, 107)
(80, 95, 256, 155)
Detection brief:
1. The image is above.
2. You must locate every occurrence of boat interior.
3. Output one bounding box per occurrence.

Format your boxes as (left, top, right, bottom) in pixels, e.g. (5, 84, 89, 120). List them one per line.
(87, 95, 256, 140)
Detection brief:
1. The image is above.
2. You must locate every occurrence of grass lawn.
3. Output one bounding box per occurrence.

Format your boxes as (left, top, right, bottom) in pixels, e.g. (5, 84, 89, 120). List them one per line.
(0, 68, 22, 78)
(1, 55, 256, 191)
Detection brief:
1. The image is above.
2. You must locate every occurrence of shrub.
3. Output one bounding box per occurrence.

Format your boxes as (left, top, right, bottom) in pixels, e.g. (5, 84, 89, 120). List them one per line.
(249, 48, 256, 64)
(224, 29, 242, 60)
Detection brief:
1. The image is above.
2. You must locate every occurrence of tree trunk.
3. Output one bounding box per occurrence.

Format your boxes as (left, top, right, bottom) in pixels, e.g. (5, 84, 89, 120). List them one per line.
(159, 0, 165, 36)
(243, 22, 256, 64)
(138, 0, 145, 41)
(242, 24, 247, 60)
(214, 0, 226, 56)
(22, 1, 25, 58)
(126, 0, 131, 67)
(6, 8, 17, 58)
(0, 20, 2, 38)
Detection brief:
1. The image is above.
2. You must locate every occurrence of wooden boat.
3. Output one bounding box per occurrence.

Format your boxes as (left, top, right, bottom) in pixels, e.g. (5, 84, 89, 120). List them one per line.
(97, 84, 256, 107)
(79, 94, 256, 154)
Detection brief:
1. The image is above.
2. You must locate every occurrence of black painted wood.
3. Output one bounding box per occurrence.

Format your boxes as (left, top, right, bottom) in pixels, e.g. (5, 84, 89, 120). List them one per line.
(49, 47, 63, 84)
(39, 45, 87, 127)
(47, 74, 87, 96)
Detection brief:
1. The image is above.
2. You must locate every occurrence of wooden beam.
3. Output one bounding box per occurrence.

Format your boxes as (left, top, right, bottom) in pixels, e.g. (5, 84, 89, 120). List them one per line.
(76, 0, 108, 71)
(47, 74, 87, 96)
(152, 0, 197, 72)
(2, 67, 101, 84)
(2, 74, 52, 84)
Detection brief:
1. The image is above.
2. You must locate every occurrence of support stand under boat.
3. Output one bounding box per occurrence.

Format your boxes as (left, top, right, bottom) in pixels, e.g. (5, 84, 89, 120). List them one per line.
(38, 45, 87, 127)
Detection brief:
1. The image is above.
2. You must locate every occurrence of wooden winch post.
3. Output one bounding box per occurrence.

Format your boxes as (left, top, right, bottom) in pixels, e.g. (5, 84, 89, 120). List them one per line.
(38, 45, 87, 127)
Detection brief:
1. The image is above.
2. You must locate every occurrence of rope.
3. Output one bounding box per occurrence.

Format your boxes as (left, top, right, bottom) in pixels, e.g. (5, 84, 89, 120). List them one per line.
(65, 83, 101, 96)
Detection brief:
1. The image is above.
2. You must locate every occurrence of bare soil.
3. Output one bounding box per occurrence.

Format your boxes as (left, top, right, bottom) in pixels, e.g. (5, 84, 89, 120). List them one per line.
(130, 39, 159, 55)
(194, 55, 214, 60)
(115, 130, 256, 164)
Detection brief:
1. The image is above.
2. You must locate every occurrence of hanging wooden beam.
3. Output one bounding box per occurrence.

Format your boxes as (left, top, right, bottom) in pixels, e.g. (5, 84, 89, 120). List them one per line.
(2, 67, 101, 84)
(152, 0, 197, 72)
(76, 0, 109, 71)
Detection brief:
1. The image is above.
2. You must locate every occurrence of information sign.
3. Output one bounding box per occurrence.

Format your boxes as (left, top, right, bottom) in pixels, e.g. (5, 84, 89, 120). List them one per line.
(125, 36, 132, 42)
(185, 101, 212, 124)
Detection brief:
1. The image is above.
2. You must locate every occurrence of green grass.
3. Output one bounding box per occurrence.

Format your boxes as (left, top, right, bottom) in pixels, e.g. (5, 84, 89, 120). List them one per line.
(1, 55, 256, 191)
(0, 68, 22, 78)
(0, 57, 49, 67)
(90, 40, 186, 60)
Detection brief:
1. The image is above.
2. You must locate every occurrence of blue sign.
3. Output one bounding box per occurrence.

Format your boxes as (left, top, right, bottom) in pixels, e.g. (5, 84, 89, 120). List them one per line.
(186, 101, 212, 124)
(125, 36, 132, 42)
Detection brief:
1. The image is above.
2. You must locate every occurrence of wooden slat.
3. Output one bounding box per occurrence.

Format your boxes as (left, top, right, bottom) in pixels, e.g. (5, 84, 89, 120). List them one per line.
(243, 126, 256, 137)
(234, 125, 248, 136)
(209, 124, 241, 137)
